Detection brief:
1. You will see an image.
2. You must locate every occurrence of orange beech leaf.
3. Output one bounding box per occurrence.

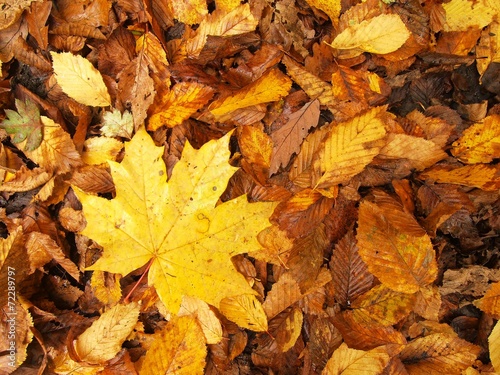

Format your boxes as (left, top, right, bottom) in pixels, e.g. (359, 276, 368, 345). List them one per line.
(405, 110, 454, 148)
(474, 281, 500, 318)
(0, 166, 50, 192)
(220, 294, 268, 332)
(75, 128, 276, 315)
(208, 68, 291, 120)
(414, 285, 441, 321)
(239, 125, 273, 185)
(451, 115, 500, 164)
(253, 225, 294, 266)
(350, 284, 416, 327)
(399, 333, 480, 374)
(313, 107, 387, 189)
(270, 99, 320, 174)
(329, 230, 374, 308)
(147, 82, 214, 130)
(282, 55, 335, 106)
(186, 3, 258, 57)
(356, 198, 437, 294)
(322, 342, 391, 375)
(419, 164, 500, 191)
(74, 302, 140, 364)
(139, 315, 206, 375)
(332, 312, 407, 351)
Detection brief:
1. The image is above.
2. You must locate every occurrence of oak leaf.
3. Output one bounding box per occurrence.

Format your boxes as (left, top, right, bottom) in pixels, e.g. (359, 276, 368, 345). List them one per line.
(51, 51, 111, 107)
(328, 14, 410, 56)
(75, 128, 276, 314)
(0, 98, 43, 151)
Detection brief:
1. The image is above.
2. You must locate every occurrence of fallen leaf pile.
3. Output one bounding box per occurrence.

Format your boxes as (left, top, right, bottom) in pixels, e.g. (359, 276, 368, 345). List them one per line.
(0, 0, 499, 374)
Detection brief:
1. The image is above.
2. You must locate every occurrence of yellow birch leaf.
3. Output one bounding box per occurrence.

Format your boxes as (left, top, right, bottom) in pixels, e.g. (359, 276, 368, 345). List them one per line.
(419, 164, 500, 191)
(400, 333, 480, 374)
(357, 199, 437, 294)
(75, 128, 276, 314)
(451, 115, 500, 164)
(313, 107, 387, 189)
(148, 82, 214, 131)
(304, 0, 341, 24)
(209, 69, 291, 119)
(179, 295, 223, 344)
(168, 0, 208, 25)
(51, 51, 111, 107)
(220, 294, 268, 331)
(322, 343, 391, 375)
(74, 302, 140, 364)
(82, 137, 123, 165)
(186, 3, 258, 57)
(443, 0, 496, 32)
(329, 14, 410, 56)
(140, 315, 206, 375)
(23, 116, 82, 174)
(380, 133, 447, 170)
(474, 281, 500, 317)
(490, 321, 500, 373)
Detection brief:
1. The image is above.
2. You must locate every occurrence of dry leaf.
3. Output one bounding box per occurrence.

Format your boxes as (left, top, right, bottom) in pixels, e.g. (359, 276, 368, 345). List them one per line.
(75, 128, 276, 314)
(101, 108, 134, 139)
(490, 321, 500, 373)
(51, 51, 111, 107)
(322, 342, 391, 375)
(220, 294, 268, 332)
(443, 0, 496, 32)
(179, 295, 223, 344)
(474, 281, 500, 317)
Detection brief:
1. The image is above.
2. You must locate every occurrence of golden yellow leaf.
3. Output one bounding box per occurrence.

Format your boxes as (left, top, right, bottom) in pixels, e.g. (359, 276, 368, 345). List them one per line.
(380, 133, 448, 170)
(82, 136, 123, 165)
(304, 0, 341, 24)
(357, 199, 437, 294)
(168, 0, 207, 25)
(216, 0, 241, 13)
(51, 51, 111, 107)
(313, 107, 387, 189)
(140, 315, 206, 375)
(23, 117, 82, 174)
(474, 281, 500, 317)
(451, 115, 500, 164)
(400, 333, 480, 374)
(419, 164, 500, 191)
(148, 82, 214, 131)
(443, 0, 496, 32)
(0, 166, 50, 192)
(186, 3, 258, 57)
(179, 295, 222, 344)
(75, 128, 276, 314)
(220, 294, 268, 331)
(322, 343, 391, 375)
(74, 302, 140, 364)
(490, 321, 500, 373)
(209, 69, 291, 120)
(91, 271, 122, 307)
(329, 14, 410, 56)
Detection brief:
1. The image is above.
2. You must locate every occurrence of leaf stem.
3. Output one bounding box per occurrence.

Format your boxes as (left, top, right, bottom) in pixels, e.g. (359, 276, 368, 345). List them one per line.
(123, 258, 154, 304)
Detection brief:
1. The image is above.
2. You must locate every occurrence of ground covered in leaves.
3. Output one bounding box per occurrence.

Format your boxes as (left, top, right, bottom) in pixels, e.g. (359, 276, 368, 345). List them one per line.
(0, 0, 500, 374)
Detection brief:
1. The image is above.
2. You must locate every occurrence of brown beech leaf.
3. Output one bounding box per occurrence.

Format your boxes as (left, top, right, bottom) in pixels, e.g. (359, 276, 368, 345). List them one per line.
(399, 333, 480, 374)
(239, 125, 273, 185)
(270, 99, 320, 174)
(356, 197, 437, 294)
(271, 307, 303, 353)
(329, 230, 374, 308)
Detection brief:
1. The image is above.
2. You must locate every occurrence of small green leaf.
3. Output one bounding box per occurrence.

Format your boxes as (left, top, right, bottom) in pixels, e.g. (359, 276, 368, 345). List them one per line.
(1, 99, 43, 151)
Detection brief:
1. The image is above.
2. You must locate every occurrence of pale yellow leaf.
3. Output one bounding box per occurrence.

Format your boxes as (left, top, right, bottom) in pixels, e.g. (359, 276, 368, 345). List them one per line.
(75, 302, 140, 364)
(443, 0, 496, 32)
(179, 295, 223, 344)
(313, 107, 387, 189)
(51, 51, 111, 107)
(322, 343, 391, 375)
(82, 137, 123, 165)
(209, 69, 291, 120)
(140, 315, 206, 375)
(101, 108, 133, 139)
(451, 115, 500, 164)
(220, 294, 268, 332)
(148, 82, 214, 130)
(329, 14, 410, 55)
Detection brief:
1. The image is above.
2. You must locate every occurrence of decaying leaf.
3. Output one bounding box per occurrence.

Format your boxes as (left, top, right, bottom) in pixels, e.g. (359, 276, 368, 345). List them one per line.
(75, 128, 276, 315)
(101, 108, 133, 138)
(51, 51, 111, 107)
(0, 98, 43, 151)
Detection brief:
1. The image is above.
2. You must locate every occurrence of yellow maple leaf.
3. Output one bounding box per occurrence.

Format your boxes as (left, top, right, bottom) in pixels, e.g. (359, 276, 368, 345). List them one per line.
(208, 68, 291, 120)
(147, 82, 214, 131)
(451, 114, 500, 164)
(75, 128, 276, 314)
(50, 51, 111, 107)
(328, 14, 410, 56)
